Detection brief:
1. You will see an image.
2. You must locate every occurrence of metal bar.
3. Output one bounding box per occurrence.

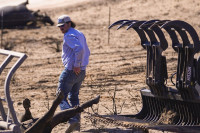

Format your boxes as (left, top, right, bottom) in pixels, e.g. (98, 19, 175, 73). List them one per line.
(0, 54, 13, 122)
(0, 55, 14, 75)
(0, 121, 18, 131)
(1, 11, 3, 48)
(0, 49, 27, 133)
(0, 49, 25, 57)
(4, 54, 27, 126)
(0, 99, 6, 121)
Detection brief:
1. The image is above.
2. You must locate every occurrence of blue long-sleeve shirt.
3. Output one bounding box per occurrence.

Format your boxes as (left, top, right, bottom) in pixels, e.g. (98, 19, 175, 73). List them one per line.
(62, 27, 90, 70)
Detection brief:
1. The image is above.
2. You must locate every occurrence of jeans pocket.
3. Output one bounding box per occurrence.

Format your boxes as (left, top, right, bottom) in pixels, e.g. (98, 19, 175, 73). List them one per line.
(67, 70, 78, 83)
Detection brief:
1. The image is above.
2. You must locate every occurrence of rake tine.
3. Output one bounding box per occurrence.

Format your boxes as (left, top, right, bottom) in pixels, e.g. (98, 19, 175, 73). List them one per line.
(190, 103, 196, 125)
(191, 103, 196, 125)
(195, 103, 200, 124)
(116, 20, 138, 30)
(148, 97, 155, 122)
(126, 20, 145, 30)
(185, 103, 191, 125)
(144, 97, 153, 121)
(157, 98, 164, 121)
(108, 19, 130, 29)
(176, 102, 183, 125)
(127, 21, 149, 49)
(180, 102, 186, 125)
(152, 98, 159, 121)
(195, 103, 200, 125)
(150, 20, 170, 28)
(139, 21, 158, 45)
(183, 103, 189, 125)
(167, 25, 190, 48)
(143, 96, 150, 121)
(152, 98, 159, 122)
(145, 97, 152, 121)
(161, 25, 180, 52)
(149, 23, 168, 51)
(140, 95, 150, 119)
(139, 19, 160, 29)
(161, 20, 200, 53)
(149, 97, 156, 122)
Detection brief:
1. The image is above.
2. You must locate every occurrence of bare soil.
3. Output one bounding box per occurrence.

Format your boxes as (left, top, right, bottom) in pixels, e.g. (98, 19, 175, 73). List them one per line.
(1, 0, 200, 132)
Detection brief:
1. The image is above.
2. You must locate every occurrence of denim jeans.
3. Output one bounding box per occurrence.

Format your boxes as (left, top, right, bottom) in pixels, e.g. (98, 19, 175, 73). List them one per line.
(57, 69, 86, 123)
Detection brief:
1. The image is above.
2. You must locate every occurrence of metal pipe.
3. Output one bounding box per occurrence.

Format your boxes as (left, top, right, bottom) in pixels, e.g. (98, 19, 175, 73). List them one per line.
(0, 49, 27, 133)
(4, 54, 27, 126)
(1, 11, 3, 48)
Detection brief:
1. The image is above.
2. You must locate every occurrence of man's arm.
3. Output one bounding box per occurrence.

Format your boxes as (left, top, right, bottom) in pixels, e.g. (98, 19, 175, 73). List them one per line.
(65, 34, 83, 75)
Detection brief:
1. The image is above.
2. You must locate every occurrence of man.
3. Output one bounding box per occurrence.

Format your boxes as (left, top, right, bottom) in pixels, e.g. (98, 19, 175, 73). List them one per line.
(56, 15, 90, 132)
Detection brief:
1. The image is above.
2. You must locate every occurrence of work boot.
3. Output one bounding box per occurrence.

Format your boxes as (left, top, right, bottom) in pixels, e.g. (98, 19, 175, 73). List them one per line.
(65, 122, 80, 133)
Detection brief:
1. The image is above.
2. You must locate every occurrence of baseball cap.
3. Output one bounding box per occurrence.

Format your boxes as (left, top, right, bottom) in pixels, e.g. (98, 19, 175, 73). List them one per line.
(57, 15, 76, 28)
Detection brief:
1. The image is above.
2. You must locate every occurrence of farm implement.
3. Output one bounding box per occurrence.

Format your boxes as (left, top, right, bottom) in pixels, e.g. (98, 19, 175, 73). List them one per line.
(85, 20, 200, 133)
(0, 49, 27, 133)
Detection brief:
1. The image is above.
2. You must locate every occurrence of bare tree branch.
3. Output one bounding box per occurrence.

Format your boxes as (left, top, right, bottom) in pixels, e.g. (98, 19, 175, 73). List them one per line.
(23, 92, 100, 133)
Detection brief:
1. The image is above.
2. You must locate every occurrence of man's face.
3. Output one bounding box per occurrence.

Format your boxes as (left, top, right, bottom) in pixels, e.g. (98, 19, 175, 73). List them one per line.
(58, 22, 70, 34)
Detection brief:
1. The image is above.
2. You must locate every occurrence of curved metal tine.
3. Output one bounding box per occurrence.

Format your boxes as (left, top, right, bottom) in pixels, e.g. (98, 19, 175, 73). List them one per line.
(139, 19, 160, 29)
(146, 97, 154, 122)
(160, 22, 180, 52)
(127, 20, 145, 30)
(127, 21, 149, 49)
(108, 19, 130, 29)
(143, 96, 150, 120)
(144, 97, 153, 121)
(149, 20, 170, 51)
(195, 103, 200, 125)
(184, 103, 191, 125)
(194, 103, 199, 125)
(172, 26, 190, 48)
(178, 103, 185, 125)
(175, 102, 183, 125)
(161, 20, 200, 53)
(189, 103, 195, 125)
(148, 97, 156, 122)
(117, 20, 138, 30)
(182, 103, 189, 125)
(185, 104, 191, 125)
(153, 98, 159, 122)
(149, 22, 168, 51)
(139, 20, 158, 45)
(155, 98, 161, 121)
(150, 20, 170, 28)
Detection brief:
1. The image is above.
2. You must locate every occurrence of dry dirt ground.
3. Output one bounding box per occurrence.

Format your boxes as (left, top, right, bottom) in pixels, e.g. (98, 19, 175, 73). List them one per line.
(1, 0, 200, 132)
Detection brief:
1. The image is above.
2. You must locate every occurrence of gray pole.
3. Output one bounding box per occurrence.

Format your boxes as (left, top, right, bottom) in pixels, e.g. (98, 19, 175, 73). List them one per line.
(1, 11, 3, 48)
(108, 7, 111, 45)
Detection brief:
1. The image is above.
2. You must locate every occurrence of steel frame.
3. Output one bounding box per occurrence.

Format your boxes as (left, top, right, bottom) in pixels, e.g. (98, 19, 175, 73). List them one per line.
(0, 49, 27, 133)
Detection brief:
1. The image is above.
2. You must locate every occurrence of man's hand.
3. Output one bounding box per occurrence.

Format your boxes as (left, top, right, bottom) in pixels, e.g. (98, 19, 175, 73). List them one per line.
(73, 67, 81, 75)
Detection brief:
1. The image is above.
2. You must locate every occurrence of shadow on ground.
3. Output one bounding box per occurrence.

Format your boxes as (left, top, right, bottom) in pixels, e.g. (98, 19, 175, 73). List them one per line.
(82, 127, 144, 133)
